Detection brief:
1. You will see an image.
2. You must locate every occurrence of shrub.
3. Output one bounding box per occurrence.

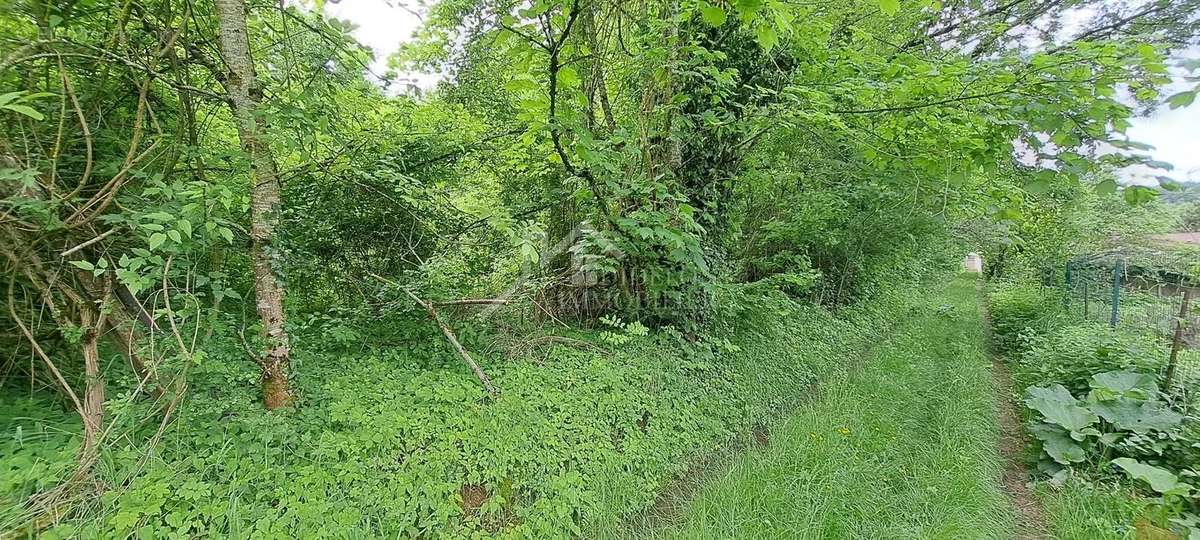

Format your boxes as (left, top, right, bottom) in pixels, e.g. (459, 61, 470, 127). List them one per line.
(986, 282, 1061, 354)
(1016, 323, 1167, 395)
(1022, 368, 1200, 537)
(1024, 371, 1183, 469)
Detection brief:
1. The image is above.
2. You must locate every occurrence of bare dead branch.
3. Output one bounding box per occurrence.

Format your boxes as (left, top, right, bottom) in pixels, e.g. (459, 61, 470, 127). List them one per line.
(368, 273, 498, 396)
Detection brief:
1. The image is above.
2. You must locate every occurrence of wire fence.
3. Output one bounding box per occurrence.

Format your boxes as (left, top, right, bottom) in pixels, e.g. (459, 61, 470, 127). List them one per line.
(1058, 256, 1199, 405)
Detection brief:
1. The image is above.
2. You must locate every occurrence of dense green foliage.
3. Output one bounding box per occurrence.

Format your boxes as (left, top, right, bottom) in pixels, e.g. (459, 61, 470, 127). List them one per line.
(979, 134, 1200, 536)
(987, 281, 1200, 536)
(3, 0, 1200, 536)
(5, 277, 918, 538)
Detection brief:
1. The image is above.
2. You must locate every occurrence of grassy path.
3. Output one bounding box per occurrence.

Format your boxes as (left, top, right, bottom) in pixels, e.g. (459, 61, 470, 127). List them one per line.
(978, 279, 1050, 539)
(637, 276, 1017, 539)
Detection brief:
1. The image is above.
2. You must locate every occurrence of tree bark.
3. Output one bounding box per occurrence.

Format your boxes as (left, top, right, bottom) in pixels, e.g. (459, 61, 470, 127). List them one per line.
(73, 284, 111, 468)
(213, 0, 292, 409)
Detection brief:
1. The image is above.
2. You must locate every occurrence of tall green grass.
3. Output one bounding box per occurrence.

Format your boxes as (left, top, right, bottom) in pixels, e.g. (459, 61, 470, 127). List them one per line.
(626, 276, 1016, 539)
(1035, 479, 1148, 540)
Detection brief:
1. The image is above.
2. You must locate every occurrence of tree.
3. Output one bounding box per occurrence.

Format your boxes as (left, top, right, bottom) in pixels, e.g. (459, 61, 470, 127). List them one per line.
(213, 0, 293, 409)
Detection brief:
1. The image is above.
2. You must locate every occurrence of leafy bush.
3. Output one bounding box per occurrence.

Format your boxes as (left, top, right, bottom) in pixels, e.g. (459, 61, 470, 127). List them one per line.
(1005, 292, 1200, 539)
(1111, 459, 1199, 538)
(1022, 366, 1200, 536)
(986, 282, 1061, 353)
(1016, 323, 1167, 395)
(1024, 371, 1183, 469)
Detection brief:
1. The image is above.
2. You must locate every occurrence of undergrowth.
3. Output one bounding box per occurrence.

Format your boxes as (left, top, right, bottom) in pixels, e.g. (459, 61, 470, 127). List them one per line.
(1, 280, 914, 538)
(987, 280, 1200, 539)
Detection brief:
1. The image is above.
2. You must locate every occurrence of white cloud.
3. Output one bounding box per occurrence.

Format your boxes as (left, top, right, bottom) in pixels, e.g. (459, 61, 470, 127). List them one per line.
(1119, 50, 1200, 186)
(320, 0, 440, 91)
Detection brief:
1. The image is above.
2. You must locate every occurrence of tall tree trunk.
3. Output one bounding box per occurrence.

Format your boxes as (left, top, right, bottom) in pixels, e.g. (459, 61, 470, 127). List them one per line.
(213, 0, 292, 409)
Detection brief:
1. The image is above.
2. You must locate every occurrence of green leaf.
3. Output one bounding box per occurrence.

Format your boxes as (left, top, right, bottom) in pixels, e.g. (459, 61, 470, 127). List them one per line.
(879, 0, 900, 16)
(1092, 400, 1182, 433)
(4, 104, 44, 121)
(167, 230, 182, 243)
(1090, 371, 1158, 396)
(734, 0, 764, 19)
(15, 92, 55, 103)
(1112, 458, 1192, 496)
(1030, 423, 1086, 464)
(178, 219, 193, 238)
(1024, 178, 1050, 195)
(503, 78, 539, 94)
(219, 227, 234, 244)
(149, 233, 166, 250)
(557, 66, 580, 88)
(1095, 178, 1118, 195)
(754, 23, 778, 53)
(68, 260, 95, 271)
(700, 4, 727, 27)
(1025, 384, 1098, 432)
(1107, 139, 1154, 151)
(0, 92, 22, 107)
(1166, 90, 1196, 109)
(1157, 176, 1181, 191)
(1123, 185, 1158, 205)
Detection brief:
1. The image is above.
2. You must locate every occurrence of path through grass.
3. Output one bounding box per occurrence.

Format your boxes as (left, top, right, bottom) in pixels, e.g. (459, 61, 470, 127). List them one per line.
(634, 276, 1016, 539)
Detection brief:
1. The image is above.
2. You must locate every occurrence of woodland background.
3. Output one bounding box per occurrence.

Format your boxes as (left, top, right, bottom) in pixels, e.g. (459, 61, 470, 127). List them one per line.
(1, 0, 1200, 537)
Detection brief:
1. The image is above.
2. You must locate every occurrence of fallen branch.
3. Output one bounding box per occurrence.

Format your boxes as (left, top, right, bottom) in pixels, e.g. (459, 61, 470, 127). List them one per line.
(530, 298, 569, 328)
(368, 273, 498, 396)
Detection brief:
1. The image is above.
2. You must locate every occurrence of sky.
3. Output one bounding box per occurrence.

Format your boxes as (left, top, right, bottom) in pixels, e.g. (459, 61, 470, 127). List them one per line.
(320, 0, 1200, 186)
(1123, 84, 1200, 185)
(320, 0, 434, 90)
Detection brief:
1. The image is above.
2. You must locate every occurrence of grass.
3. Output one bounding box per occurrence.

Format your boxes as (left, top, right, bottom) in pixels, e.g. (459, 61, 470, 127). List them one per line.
(625, 275, 1016, 539)
(1035, 479, 1149, 540)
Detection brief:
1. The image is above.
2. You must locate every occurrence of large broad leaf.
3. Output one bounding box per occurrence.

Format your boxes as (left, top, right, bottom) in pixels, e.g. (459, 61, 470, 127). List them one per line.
(3, 104, 44, 120)
(699, 4, 727, 26)
(1112, 458, 1193, 496)
(1030, 423, 1086, 464)
(1092, 399, 1183, 433)
(1025, 385, 1098, 432)
(1090, 370, 1158, 399)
